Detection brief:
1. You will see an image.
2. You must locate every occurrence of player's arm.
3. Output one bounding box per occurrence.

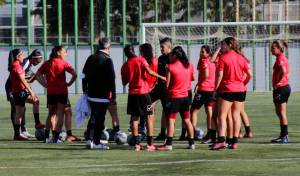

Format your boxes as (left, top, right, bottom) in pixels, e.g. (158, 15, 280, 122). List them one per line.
(211, 47, 221, 63)
(243, 68, 252, 86)
(18, 74, 37, 101)
(66, 68, 77, 87)
(204, 68, 209, 78)
(215, 70, 223, 91)
(121, 63, 129, 86)
(145, 66, 166, 81)
(166, 68, 171, 90)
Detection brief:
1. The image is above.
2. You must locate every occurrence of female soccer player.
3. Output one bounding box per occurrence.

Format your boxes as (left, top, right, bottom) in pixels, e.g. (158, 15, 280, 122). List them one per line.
(121, 45, 165, 151)
(5, 49, 45, 139)
(190, 45, 215, 142)
(212, 37, 252, 150)
(270, 40, 291, 143)
(36, 46, 77, 143)
(157, 46, 195, 151)
(9, 49, 39, 140)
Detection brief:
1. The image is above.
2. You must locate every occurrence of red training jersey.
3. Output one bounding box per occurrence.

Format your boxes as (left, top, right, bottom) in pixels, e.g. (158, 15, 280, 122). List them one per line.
(167, 59, 191, 98)
(121, 56, 150, 94)
(272, 53, 289, 87)
(218, 50, 250, 92)
(188, 63, 195, 90)
(38, 58, 74, 95)
(10, 61, 26, 93)
(197, 56, 216, 91)
(146, 57, 158, 90)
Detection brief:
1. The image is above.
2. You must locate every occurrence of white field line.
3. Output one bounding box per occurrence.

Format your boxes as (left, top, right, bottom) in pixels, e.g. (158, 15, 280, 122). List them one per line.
(0, 158, 300, 169)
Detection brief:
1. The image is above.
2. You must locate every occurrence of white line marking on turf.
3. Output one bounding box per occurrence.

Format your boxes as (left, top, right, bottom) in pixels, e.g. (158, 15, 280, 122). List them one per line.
(1, 158, 300, 169)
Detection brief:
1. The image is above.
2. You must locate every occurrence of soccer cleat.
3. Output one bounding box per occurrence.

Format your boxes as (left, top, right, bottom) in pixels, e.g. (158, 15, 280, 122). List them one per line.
(229, 143, 238, 149)
(135, 144, 142, 151)
(244, 131, 253, 138)
(35, 123, 45, 129)
(211, 142, 226, 150)
(154, 133, 166, 141)
(201, 138, 212, 144)
(86, 140, 92, 148)
(21, 131, 34, 138)
(67, 135, 81, 142)
(14, 134, 28, 141)
(145, 145, 156, 151)
(271, 136, 289, 143)
(54, 139, 64, 144)
(90, 142, 110, 150)
(187, 144, 195, 150)
(156, 145, 173, 151)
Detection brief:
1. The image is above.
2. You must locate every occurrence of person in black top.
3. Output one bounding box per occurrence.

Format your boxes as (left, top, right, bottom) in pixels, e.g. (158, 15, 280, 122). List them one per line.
(82, 38, 116, 150)
(151, 37, 172, 140)
(5, 49, 45, 139)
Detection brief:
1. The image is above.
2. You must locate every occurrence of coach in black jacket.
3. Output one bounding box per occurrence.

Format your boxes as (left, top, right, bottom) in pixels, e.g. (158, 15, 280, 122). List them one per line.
(82, 38, 116, 149)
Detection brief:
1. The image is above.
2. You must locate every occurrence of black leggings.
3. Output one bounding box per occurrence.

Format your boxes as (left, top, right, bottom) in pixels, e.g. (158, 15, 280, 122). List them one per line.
(86, 102, 109, 144)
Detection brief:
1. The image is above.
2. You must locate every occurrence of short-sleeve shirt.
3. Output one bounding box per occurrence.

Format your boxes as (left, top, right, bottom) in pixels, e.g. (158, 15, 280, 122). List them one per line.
(38, 58, 74, 95)
(121, 56, 150, 94)
(272, 53, 289, 87)
(167, 59, 190, 98)
(146, 57, 158, 90)
(10, 61, 26, 93)
(197, 56, 216, 91)
(218, 51, 250, 92)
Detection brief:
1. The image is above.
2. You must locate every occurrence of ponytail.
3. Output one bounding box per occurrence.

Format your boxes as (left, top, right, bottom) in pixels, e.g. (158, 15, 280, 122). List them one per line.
(172, 46, 189, 68)
(8, 49, 22, 72)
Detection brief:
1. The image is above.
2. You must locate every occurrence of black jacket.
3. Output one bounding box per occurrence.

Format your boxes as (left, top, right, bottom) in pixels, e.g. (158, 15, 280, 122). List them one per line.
(82, 50, 116, 100)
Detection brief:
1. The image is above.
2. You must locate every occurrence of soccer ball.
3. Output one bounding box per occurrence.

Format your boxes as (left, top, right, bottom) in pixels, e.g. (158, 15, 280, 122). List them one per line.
(114, 131, 127, 145)
(100, 130, 110, 141)
(127, 133, 142, 146)
(35, 128, 45, 141)
(106, 128, 115, 141)
(195, 128, 204, 140)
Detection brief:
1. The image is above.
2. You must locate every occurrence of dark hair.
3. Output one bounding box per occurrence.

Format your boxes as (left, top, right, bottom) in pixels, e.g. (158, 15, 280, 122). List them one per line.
(28, 49, 42, 60)
(159, 37, 172, 45)
(98, 37, 111, 50)
(171, 46, 189, 68)
(124, 45, 136, 59)
(201, 45, 211, 55)
(49, 46, 65, 59)
(272, 40, 288, 52)
(8, 49, 22, 72)
(223, 37, 240, 54)
(139, 43, 153, 65)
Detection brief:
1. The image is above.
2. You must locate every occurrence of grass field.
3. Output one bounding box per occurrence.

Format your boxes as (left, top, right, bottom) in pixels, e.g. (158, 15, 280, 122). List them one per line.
(0, 92, 300, 176)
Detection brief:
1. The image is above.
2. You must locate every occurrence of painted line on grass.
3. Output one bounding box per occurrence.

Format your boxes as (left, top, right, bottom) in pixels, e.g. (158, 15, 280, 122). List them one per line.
(1, 158, 300, 169)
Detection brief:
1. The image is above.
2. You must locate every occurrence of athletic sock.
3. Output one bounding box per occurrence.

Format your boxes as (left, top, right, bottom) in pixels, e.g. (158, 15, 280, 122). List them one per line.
(211, 130, 217, 143)
(134, 135, 140, 145)
(205, 129, 212, 139)
(34, 113, 40, 124)
(147, 136, 153, 146)
(160, 128, 166, 136)
(67, 130, 72, 136)
(113, 125, 120, 132)
(180, 128, 187, 137)
(218, 136, 225, 143)
(245, 126, 251, 134)
(21, 125, 26, 132)
(166, 137, 173, 146)
(188, 137, 194, 145)
(52, 131, 59, 141)
(14, 124, 21, 136)
(226, 137, 232, 144)
(280, 125, 288, 137)
(232, 137, 238, 144)
(45, 129, 50, 139)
